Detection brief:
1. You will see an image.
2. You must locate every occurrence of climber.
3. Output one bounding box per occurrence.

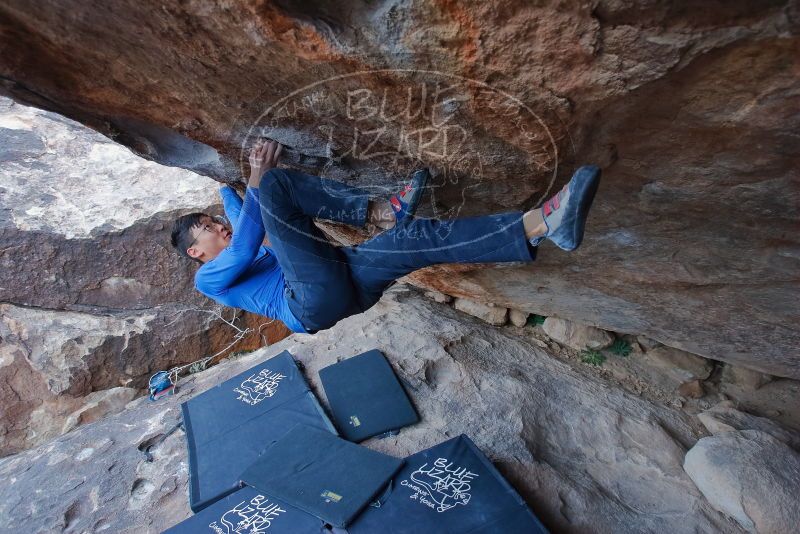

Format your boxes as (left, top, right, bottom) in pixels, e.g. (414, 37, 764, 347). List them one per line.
(170, 139, 601, 334)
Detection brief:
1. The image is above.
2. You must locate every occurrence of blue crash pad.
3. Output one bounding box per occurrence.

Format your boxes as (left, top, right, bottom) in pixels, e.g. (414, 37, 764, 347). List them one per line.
(346, 434, 549, 533)
(162, 484, 327, 533)
(241, 423, 404, 528)
(319, 349, 419, 442)
(182, 350, 337, 512)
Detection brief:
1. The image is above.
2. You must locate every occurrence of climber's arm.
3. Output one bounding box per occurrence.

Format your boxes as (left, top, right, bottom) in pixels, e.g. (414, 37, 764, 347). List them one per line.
(194, 186, 265, 295)
(215, 138, 281, 230)
(219, 185, 243, 226)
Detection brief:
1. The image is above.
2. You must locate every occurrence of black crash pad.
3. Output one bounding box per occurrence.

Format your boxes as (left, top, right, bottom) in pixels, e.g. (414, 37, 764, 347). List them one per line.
(319, 349, 418, 442)
(241, 423, 404, 528)
(181, 350, 336, 512)
(163, 484, 328, 533)
(345, 434, 549, 533)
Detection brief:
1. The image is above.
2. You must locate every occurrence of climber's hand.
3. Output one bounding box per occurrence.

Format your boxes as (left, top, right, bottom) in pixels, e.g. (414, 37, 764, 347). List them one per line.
(247, 138, 283, 188)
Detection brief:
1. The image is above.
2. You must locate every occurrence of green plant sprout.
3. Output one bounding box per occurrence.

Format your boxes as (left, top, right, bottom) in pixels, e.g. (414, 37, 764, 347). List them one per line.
(609, 338, 632, 357)
(580, 349, 606, 366)
(527, 314, 547, 326)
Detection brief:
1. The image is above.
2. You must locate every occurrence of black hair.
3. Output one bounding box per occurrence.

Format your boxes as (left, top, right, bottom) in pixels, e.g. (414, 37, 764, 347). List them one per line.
(170, 212, 209, 265)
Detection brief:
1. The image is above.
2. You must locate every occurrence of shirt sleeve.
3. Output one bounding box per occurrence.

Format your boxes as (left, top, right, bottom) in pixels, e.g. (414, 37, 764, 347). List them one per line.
(219, 185, 243, 226)
(195, 186, 265, 295)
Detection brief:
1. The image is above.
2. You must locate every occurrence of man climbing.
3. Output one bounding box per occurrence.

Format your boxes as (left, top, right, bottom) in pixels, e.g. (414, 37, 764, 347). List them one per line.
(171, 139, 601, 334)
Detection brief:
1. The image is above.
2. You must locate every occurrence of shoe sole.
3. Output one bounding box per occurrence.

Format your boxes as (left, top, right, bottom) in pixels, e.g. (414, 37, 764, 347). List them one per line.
(562, 165, 601, 251)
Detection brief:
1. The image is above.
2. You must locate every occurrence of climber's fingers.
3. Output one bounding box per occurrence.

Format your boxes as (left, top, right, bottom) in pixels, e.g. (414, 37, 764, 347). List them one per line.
(258, 138, 270, 159)
(264, 139, 278, 164)
(248, 144, 259, 166)
(248, 138, 281, 175)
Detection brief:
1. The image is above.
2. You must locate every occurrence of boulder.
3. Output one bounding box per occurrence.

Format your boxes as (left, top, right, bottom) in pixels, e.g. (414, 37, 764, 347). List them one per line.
(423, 289, 453, 304)
(542, 317, 614, 350)
(0, 286, 736, 533)
(678, 379, 705, 399)
(698, 401, 800, 451)
(0, 1, 797, 377)
(509, 308, 530, 327)
(0, 98, 289, 456)
(598, 342, 717, 397)
(0, 97, 218, 310)
(684, 430, 800, 533)
(637, 335, 661, 351)
(453, 297, 508, 326)
(0, 301, 280, 457)
(641, 346, 714, 383)
(721, 365, 774, 391)
(716, 375, 800, 434)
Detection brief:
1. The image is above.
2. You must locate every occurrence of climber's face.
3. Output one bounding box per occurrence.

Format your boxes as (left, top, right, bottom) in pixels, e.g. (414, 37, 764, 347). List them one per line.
(186, 215, 232, 263)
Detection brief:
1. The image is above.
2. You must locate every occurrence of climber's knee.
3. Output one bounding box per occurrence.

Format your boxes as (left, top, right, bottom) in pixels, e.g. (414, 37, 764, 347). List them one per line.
(258, 167, 290, 206)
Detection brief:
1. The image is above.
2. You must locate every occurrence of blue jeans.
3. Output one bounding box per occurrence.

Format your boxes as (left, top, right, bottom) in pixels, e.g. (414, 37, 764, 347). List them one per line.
(258, 168, 537, 333)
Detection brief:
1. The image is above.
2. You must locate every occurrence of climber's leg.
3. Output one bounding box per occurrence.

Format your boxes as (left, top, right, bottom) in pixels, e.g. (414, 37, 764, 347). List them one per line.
(260, 167, 372, 227)
(257, 167, 435, 331)
(341, 211, 537, 311)
(523, 208, 548, 240)
(258, 168, 367, 332)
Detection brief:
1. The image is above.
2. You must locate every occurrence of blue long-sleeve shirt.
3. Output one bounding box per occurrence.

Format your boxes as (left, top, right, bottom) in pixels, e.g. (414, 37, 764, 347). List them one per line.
(194, 185, 307, 333)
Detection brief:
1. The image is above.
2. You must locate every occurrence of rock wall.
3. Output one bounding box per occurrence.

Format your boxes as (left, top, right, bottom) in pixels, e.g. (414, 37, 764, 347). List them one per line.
(0, 1, 797, 380)
(0, 287, 747, 533)
(0, 98, 289, 456)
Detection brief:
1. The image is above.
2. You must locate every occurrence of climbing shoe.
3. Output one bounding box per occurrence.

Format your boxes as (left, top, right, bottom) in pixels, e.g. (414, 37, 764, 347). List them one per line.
(389, 168, 429, 221)
(528, 165, 601, 251)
